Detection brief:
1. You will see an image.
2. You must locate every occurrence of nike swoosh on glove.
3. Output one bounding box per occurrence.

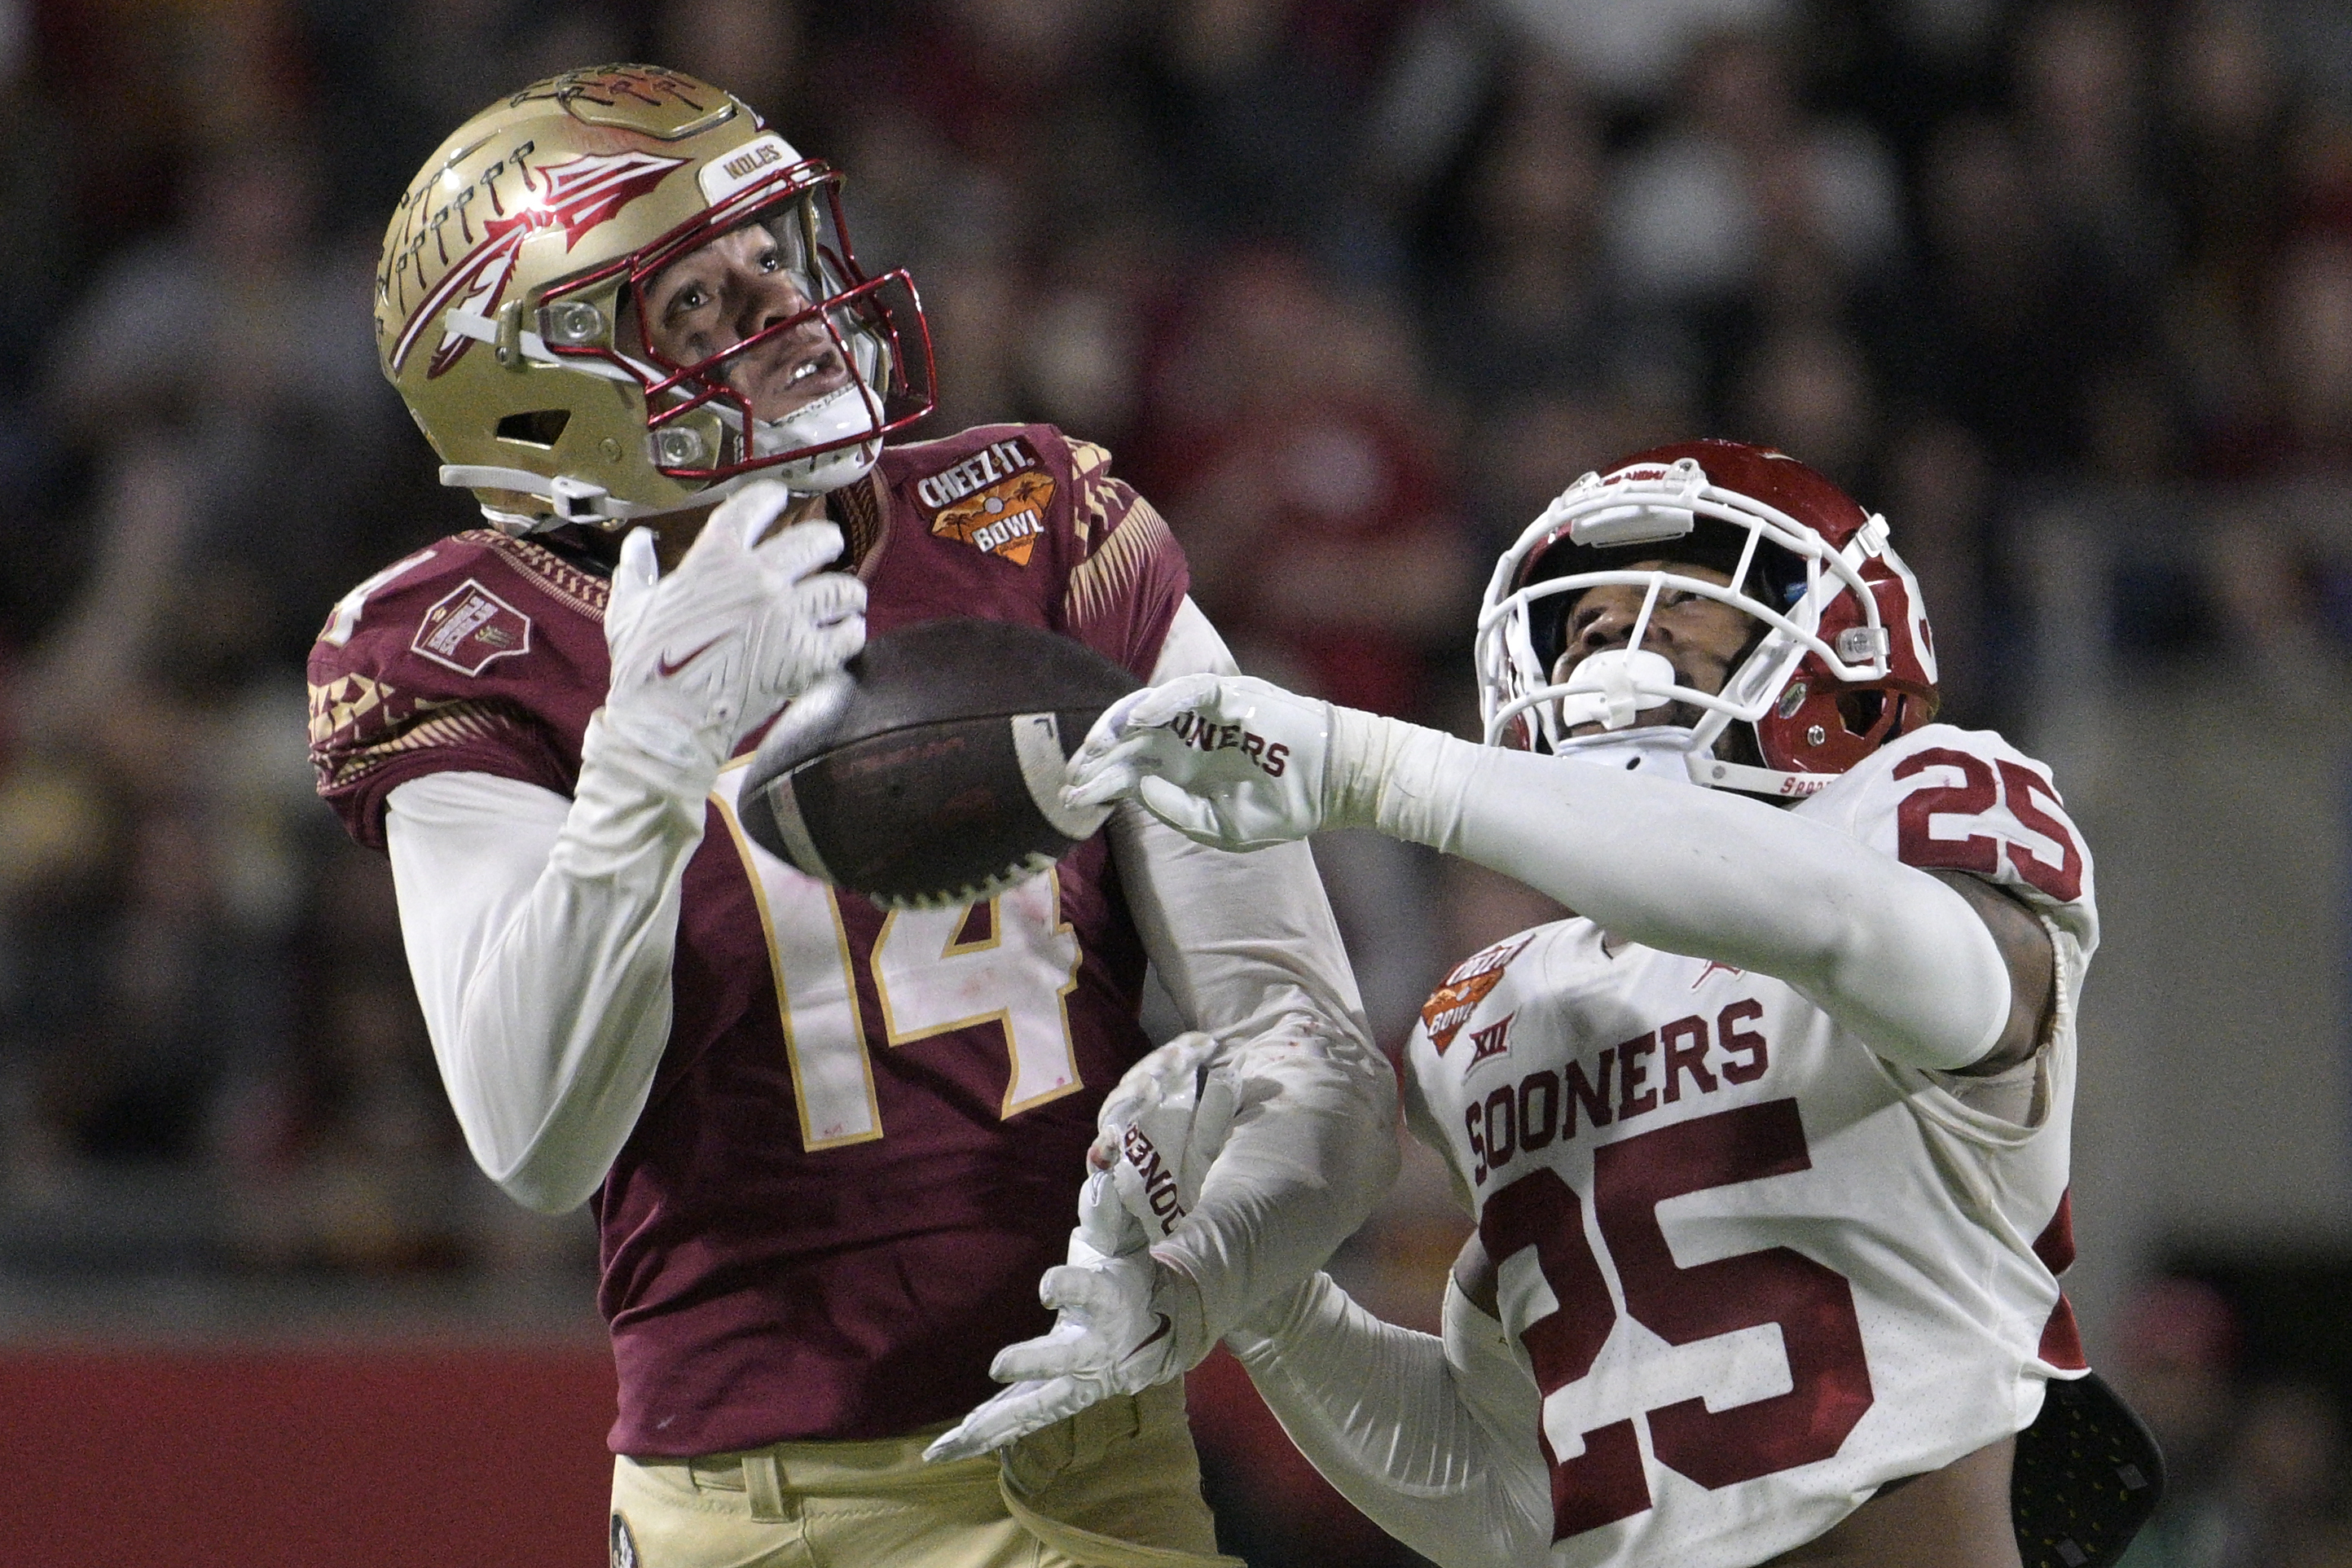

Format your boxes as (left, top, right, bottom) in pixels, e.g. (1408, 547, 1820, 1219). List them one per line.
(601, 480, 867, 790)
(1062, 674, 1353, 850)
(921, 1171, 1202, 1464)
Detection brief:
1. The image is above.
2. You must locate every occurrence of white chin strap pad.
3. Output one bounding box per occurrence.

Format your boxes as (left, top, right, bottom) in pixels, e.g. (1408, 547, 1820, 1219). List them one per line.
(752, 355, 890, 494)
(1556, 648, 1677, 731)
(1551, 726, 1705, 785)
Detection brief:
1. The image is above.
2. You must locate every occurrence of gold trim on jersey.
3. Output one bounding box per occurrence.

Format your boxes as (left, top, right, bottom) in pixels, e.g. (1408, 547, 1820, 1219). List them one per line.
(1065, 439, 1114, 550)
(831, 469, 888, 569)
(1064, 494, 1174, 630)
(309, 692, 543, 791)
(308, 671, 393, 753)
(468, 529, 610, 618)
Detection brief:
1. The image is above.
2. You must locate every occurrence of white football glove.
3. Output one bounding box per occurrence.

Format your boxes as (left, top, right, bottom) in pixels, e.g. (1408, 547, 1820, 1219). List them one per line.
(601, 480, 866, 786)
(922, 1033, 1245, 1464)
(922, 1170, 1200, 1465)
(1062, 674, 1346, 850)
(1093, 1030, 1242, 1244)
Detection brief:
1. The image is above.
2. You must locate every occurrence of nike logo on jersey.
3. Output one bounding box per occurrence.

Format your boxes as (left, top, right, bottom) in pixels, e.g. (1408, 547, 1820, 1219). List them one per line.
(1123, 1312, 1174, 1365)
(656, 636, 724, 679)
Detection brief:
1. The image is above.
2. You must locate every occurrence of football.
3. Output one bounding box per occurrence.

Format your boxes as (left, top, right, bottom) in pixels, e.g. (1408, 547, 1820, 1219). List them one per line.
(736, 617, 1142, 908)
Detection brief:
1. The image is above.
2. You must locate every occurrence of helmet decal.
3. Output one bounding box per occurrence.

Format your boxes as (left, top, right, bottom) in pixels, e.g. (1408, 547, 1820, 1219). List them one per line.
(394, 150, 688, 378)
(508, 64, 739, 136)
(378, 64, 935, 530)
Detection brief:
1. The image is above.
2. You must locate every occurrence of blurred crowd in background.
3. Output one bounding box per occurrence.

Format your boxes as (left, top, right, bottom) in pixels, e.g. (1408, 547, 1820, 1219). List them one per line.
(0, 0, 2347, 1563)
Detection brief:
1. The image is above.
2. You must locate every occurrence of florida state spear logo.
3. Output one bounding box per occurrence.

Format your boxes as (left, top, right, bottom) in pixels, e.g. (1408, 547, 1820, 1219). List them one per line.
(389, 150, 686, 378)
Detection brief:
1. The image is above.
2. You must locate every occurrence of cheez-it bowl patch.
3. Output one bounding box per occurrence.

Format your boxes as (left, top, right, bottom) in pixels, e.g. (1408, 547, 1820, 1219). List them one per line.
(934, 472, 1055, 565)
(919, 436, 1056, 566)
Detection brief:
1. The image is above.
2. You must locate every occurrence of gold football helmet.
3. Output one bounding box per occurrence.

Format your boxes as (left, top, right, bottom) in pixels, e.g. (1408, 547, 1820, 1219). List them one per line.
(377, 64, 934, 534)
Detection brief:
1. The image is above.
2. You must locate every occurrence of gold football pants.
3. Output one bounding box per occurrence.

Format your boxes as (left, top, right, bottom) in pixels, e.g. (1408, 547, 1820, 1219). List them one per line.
(609, 1380, 1242, 1568)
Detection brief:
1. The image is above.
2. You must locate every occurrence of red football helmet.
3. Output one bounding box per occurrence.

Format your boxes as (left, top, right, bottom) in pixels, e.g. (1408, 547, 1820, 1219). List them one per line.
(1474, 440, 1939, 797)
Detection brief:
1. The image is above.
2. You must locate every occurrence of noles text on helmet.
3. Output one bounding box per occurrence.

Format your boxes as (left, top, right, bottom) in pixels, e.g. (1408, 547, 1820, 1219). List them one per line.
(376, 63, 936, 536)
(1475, 439, 1940, 798)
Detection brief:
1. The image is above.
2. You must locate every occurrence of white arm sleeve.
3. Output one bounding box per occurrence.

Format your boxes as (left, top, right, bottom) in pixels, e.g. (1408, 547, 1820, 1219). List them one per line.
(1114, 598, 1402, 1346)
(1226, 1273, 1549, 1568)
(385, 713, 705, 1213)
(1336, 715, 2011, 1070)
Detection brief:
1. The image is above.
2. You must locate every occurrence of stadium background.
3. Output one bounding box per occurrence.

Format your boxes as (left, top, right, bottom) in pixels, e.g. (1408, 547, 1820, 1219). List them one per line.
(0, 0, 2347, 1562)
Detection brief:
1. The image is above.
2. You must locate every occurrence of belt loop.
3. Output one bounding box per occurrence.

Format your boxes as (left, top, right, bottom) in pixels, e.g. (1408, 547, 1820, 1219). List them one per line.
(745, 1451, 792, 1522)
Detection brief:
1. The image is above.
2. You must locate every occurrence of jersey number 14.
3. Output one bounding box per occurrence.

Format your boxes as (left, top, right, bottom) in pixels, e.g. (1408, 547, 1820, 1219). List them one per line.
(714, 765, 1088, 1150)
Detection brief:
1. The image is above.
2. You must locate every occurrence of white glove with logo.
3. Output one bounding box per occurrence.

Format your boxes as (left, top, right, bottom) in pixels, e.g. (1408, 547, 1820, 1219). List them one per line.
(1092, 1031, 1242, 1244)
(922, 1034, 1246, 1465)
(1062, 674, 1353, 850)
(600, 480, 866, 789)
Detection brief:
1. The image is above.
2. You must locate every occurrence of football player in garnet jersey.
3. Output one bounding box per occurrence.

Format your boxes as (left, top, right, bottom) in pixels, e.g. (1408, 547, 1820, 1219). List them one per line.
(1059, 441, 2105, 1567)
(310, 65, 1396, 1568)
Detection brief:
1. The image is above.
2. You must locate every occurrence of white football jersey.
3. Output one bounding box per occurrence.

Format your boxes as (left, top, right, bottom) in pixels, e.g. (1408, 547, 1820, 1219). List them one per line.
(1404, 724, 2097, 1566)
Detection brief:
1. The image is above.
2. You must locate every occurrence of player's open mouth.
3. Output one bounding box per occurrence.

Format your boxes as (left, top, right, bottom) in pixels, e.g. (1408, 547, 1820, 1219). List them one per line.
(757, 342, 848, 414)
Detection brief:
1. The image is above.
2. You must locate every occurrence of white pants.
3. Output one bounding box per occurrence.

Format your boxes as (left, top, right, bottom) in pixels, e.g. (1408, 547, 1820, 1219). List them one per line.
(609, 1381, 1241, 1568)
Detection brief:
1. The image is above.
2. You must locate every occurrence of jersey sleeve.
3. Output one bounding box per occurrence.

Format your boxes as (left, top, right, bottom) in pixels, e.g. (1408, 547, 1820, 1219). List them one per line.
(1827, 727, 2099, 956)
(306, 535, 595, 851)
(1049, 432, 1190, 680)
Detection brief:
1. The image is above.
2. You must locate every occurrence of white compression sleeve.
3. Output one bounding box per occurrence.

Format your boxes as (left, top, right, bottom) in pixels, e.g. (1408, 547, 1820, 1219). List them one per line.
(1114, 600, 1401, 1349)
(1330, 715, 2011, 1071)
(1227, 1273, 1549, 1568)
(385, 711, 706, 1212)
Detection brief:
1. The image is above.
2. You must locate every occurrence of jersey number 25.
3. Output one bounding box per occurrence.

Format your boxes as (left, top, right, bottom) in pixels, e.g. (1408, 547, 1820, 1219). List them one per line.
(1482, 1097, 1873, 1539)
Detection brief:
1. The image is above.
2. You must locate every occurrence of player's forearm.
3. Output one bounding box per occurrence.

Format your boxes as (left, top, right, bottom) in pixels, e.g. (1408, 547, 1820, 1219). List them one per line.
(1113, 808, 1400, 1338)
(1337, 715, 2011, 1070)
(1149, 1016, 1399, 1344)
(388, 718, 705, 1211)
(1226, 1274, 1546, 1568)
(1131, 604, 1379, 1050)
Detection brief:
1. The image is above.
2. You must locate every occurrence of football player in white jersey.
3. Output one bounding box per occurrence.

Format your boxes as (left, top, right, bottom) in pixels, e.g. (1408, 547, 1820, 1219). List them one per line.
(1053, 440, 2099, 1566)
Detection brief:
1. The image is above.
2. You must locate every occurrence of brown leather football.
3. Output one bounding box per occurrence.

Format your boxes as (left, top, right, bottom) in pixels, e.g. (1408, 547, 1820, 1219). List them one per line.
(738, 618, 1141, 907)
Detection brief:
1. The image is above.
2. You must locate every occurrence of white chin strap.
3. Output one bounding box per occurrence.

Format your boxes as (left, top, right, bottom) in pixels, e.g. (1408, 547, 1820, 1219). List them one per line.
(1553, 726, 1708, 785)
(750, 375, 886, 494)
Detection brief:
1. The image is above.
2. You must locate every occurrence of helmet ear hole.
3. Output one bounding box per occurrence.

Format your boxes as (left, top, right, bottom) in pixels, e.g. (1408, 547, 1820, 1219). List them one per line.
(1835, 687, 1888, 740)
(495, 410, 572, 447)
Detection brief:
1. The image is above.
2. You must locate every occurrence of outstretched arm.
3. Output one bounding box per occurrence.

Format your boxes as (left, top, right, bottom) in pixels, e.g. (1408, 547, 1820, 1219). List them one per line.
(1068, 675, 2029, 1073)
(925, 604, 1398, 1463)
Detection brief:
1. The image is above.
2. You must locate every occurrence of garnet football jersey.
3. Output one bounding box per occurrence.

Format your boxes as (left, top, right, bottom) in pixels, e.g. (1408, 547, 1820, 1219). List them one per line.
(1405, 724, 2095, 1566)
(309, 425, 1189, 1454)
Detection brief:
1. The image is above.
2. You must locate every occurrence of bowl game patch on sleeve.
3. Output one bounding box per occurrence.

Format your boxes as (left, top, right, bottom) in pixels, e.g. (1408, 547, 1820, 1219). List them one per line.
(917, 435, 1056, 566)
(1421, 935, 1534, 1054)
